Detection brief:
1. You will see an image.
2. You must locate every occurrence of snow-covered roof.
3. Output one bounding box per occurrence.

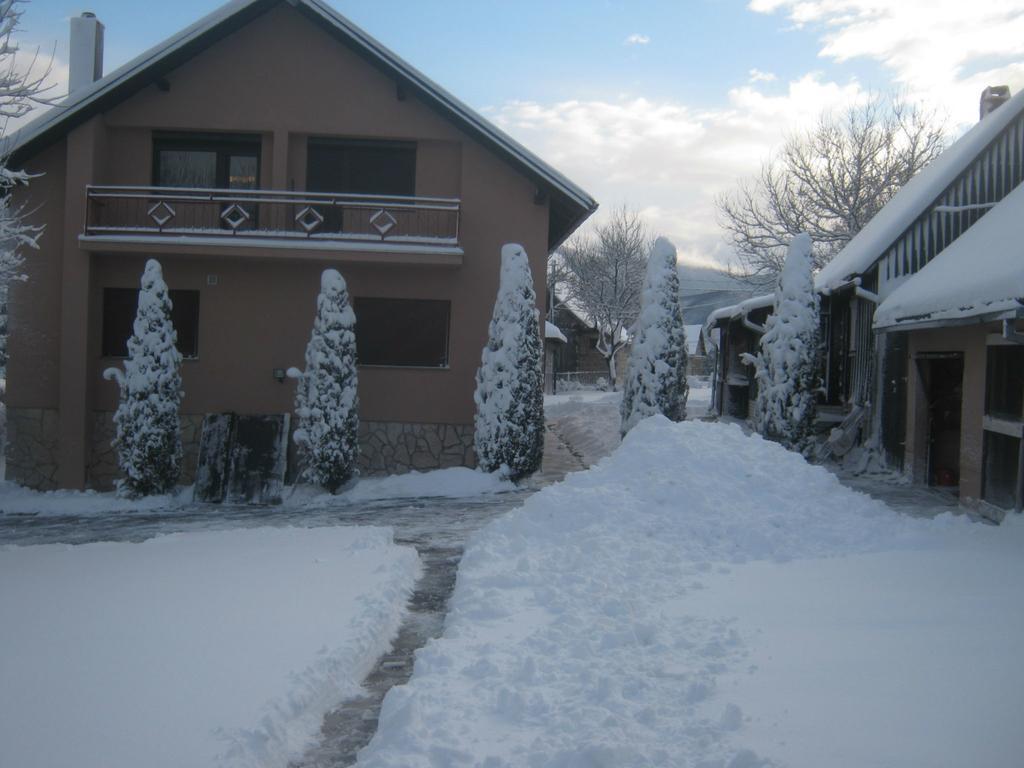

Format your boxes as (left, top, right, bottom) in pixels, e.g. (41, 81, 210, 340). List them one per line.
(704, 293, 774, 328)
(816, 89, 1024, 292)
(8, 0, 596, 249)
(544, 321, 567, 343)
(874, 182, 1024, 329)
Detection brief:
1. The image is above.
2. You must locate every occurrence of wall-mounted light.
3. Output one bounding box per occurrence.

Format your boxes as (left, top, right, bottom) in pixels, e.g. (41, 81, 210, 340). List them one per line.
(273, 368, 286, 383)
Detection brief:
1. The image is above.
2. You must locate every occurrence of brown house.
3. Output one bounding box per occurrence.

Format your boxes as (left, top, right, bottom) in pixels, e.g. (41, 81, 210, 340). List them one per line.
(5, 0, 596, 490)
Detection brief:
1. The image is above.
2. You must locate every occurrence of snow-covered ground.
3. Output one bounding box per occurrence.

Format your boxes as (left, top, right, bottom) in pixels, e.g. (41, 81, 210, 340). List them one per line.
(0, 467, 514, 517)
(544, 390, 622, 464)
(356, 417, 1023, 767)
(0, 526, 420, 768)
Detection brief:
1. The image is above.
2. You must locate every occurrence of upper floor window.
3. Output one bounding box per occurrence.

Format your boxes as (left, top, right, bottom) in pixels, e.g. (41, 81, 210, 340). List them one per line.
(306, 138, 415, 196)
(153, 133, 260, 190)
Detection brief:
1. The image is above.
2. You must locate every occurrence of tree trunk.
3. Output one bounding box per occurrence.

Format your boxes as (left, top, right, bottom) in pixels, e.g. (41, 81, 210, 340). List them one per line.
(606, 350, 617, 391)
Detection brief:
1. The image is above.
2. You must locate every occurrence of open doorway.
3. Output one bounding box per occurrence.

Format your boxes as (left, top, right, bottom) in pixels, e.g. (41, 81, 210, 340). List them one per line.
(917, 354, 964, 490)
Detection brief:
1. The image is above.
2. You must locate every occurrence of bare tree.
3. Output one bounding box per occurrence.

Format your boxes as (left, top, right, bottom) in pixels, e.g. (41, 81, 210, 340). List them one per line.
(717, 96, 946, 287)
(557, 206, 651, 389)
(0, 0, 57, 370)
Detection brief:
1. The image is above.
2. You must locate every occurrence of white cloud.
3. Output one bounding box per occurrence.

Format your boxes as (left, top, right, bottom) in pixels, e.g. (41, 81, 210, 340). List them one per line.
(486, 74, 865, 268)
(750, 0, 1024, 126)
(748, 68, 777, 83)
(624, 33, 651, 46)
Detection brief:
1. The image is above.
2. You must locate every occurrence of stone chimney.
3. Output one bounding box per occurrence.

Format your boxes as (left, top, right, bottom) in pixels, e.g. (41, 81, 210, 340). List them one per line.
(980, 85, 1011, 120)
(69, 12, 104, 95)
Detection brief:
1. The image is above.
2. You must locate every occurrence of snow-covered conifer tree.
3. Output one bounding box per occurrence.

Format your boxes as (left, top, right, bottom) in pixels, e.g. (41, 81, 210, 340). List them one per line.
(102, 259, 182, 496)
(747, 232, 820, 450)
(620, 237, 688, 435)
(473, 243, 544, 478)
(288, 268, 359, 492)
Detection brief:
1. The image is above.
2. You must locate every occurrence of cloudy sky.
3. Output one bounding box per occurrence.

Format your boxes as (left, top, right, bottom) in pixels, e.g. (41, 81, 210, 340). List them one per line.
(16, 0, 1024, 267)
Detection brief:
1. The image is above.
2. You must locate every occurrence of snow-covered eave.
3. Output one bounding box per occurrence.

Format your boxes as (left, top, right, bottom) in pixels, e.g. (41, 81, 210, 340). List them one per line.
(815, 89, 1024, 293)
(874, 301, 1024, 332)
(7, 0, 597, 240)
(544, 321, 567, 344)
(705, 293, 773, 328)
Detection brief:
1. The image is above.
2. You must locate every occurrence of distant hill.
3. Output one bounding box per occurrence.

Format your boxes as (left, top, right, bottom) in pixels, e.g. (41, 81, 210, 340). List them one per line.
(676, 263, 759, 325)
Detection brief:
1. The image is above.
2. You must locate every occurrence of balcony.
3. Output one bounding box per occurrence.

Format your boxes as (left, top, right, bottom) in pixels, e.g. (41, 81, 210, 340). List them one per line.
(80, 185, 463, 264)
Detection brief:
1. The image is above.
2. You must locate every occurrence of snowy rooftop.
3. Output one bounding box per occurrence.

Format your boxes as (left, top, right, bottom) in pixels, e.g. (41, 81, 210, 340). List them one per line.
(545, 321, 567, 343)
(874, 182, 1024, 329)
(704, 293, 773, 329)
(816, 88, 1024, 292)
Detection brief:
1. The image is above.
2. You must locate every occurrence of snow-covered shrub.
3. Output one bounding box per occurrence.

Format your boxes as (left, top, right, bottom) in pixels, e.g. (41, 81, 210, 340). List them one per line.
(103, 259, 183, 496)
(747, 232, 820, 450)
(288, 269, 360, 493)
(620, 237, 688, 435)
(474, 243, 545, 478)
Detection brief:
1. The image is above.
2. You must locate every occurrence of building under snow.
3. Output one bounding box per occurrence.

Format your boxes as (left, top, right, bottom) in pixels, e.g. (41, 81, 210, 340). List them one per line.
(708, 85, 1024, 514)
(4, 0, 596, 491)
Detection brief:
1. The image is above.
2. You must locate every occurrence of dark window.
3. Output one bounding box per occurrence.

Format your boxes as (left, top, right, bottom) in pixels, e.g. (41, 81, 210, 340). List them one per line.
(986, 345, 1024, 420)
(102, 287, 200, 359)
(306, 139, 416, 196)
(983, 430, 1021, 509)
(354, 298, 449, 367)
(153, 133, 260, 189)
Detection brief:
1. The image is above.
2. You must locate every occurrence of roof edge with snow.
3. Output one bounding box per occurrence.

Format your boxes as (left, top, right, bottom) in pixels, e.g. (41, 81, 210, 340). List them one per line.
(815, 89, 1024, 292)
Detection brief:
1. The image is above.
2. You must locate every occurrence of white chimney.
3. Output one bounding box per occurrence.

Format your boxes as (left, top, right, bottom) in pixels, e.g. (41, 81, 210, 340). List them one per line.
(69, 12, 104, 95)
(980, 85, 1011, 120)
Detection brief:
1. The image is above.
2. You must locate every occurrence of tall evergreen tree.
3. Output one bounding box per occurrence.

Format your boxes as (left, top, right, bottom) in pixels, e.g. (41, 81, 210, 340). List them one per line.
(620, 237, 688, 435)
(102, 259, 183, 496)
(747, 233, 820, 450)
(474, 243, 544, 478)
(288, 269, 359, 492)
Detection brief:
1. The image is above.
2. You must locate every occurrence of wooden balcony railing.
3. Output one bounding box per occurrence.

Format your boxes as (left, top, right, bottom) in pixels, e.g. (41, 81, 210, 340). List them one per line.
(83, 185, 461, 248)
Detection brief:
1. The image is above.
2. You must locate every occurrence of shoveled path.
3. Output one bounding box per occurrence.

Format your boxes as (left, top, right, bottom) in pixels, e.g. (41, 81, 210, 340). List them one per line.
(293, 423, 592, 767)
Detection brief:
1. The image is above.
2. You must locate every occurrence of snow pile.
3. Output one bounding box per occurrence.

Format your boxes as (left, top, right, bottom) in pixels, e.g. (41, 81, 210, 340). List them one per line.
(746, 233, 820, 449)
(286, 466, 515, 507)
(0, 526, 420, 768)
(474, 243, 545, 478)
(874, 181, 1024, 328)
(620, 237, 688, 435)
(357, 418, 967, 767)
(102, 259, 183, 496)
(289, 268, 359, 492)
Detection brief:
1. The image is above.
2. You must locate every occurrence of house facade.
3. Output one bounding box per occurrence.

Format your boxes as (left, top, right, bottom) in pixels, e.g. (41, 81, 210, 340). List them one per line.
(5, 0, 596, 491)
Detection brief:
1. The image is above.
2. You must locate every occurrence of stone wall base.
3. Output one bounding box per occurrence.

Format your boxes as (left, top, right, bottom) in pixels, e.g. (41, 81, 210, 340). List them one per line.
(357, 420, 475, 475)
(7, 409, 476, 492)
(5, 407, 60, 490)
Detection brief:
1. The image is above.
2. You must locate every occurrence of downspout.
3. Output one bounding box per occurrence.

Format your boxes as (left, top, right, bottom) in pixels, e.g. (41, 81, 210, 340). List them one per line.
(1002, 317, 1024, 345)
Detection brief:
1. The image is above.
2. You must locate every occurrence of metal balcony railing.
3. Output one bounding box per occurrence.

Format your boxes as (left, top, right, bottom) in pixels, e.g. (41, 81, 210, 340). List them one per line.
(83, 185, 461, 247)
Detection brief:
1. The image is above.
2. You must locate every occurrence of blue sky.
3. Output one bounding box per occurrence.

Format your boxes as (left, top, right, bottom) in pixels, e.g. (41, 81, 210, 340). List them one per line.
(15, 0, 1024, 266)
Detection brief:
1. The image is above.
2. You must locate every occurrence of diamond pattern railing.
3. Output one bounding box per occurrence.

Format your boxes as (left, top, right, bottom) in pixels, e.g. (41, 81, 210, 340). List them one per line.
(84, 186, 461, 248)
